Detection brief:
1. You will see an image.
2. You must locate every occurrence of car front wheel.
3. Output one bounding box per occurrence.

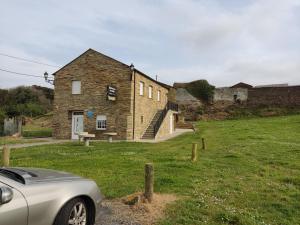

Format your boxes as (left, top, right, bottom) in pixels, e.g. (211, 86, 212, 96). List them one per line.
(54, 198, 91, 225)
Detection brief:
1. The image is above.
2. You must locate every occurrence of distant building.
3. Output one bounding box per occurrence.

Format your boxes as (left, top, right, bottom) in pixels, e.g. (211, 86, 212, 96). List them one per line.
(213, 87, 248, 103)
(231, 82, 253, 89)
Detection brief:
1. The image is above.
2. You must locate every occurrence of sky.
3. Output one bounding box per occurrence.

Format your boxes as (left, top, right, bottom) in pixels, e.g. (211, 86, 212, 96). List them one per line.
(0, 0, 300, 89)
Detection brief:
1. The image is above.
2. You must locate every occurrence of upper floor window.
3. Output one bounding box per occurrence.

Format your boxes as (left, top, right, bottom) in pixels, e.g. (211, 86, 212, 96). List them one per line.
(139, 82, 144, 96)
(72, 81, 81, 94)
(96, 115, 107, 130)
(157, 90, 161, 101)
(148, 86, 153, 98)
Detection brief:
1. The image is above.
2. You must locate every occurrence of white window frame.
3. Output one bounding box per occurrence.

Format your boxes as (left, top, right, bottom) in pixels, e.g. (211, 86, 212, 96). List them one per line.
(148, 86, 153, 99)
(96, 115, 107, 130)
(72, 81, 81, 94)
(157, 90, 161, 101)
(139, 82, 144, 96)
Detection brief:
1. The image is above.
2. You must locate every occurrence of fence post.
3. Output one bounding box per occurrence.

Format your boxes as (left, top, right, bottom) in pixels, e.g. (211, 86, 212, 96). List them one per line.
(2, 145, 10, 167)
(202, 138, 206, 150)
(191, 143, 197, 162)
(144, 163, 154, 203)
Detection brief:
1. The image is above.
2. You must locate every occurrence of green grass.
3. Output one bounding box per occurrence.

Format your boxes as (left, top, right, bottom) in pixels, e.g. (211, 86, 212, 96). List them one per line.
(2, 115, 300, 225)
(22, 113, 53, 137)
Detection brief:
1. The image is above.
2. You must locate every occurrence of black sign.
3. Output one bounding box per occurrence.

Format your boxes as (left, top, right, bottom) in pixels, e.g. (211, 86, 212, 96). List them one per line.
(107, 85, 117, 101)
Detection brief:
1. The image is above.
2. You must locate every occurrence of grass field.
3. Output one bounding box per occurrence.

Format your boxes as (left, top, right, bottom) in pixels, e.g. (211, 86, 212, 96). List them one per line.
(22, 113, 53, 138)
(3, 115, 300, 225)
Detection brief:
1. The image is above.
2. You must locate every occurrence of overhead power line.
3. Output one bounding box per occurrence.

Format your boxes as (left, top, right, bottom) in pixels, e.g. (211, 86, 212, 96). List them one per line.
(0, 68, 44, 78)
(0, 52, 60, 68)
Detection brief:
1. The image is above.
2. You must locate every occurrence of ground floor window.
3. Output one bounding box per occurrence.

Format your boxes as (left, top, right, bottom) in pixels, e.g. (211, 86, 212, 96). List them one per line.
(96, 115, 107, 130)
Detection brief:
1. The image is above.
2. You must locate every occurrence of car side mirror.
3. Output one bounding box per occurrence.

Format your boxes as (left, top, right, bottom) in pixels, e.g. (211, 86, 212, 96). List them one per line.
(0, 187, 13, 205)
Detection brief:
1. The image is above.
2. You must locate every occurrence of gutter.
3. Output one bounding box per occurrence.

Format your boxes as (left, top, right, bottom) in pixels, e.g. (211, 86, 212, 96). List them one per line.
(131, 66, 136, 140)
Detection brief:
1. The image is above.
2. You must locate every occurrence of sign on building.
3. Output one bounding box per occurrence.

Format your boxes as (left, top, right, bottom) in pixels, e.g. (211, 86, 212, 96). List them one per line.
(107, 85, 117, 101)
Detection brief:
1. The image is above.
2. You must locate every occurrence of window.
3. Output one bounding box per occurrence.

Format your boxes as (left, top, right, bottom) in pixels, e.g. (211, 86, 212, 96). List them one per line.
(141, 116, 144, 124)
(72, 81, 81, 94)
(96, 115, 107, 130)
(157, 90, 161, 101)
(148, 86, 153, 98)
(139, 82, 144, 96)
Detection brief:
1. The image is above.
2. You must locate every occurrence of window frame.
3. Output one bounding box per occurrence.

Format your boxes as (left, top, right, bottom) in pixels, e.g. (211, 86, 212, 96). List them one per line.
(139, 81, 144, 96)
(72, 80, 81, 95)
(148, 85, 153, 99)
(96, 115, 107, 130)
(157, 90, 161, 101)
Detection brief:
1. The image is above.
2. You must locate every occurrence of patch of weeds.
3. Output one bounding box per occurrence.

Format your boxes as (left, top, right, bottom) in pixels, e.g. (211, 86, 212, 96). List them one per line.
(215, 212, 241, 225)
(224, 154, 239, 158)
(281, 177, 300, 188)
(157, 177, 175, 185)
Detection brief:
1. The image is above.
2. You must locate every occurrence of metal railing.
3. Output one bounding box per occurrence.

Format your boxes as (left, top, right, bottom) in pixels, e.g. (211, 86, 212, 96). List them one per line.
(153, 101, 178, 136)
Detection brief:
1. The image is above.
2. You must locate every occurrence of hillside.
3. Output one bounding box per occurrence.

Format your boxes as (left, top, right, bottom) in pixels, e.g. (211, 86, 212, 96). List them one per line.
(0, 85, 54, 118)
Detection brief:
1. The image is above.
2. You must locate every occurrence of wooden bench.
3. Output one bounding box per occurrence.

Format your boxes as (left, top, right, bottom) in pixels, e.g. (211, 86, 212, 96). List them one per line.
(104, 132, 117, 143)
(78, 132, 95, 146)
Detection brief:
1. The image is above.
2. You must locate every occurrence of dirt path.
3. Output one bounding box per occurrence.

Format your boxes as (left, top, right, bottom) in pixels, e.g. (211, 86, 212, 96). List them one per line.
(0, 138, 71, 150)
(95, 194, 177, 225)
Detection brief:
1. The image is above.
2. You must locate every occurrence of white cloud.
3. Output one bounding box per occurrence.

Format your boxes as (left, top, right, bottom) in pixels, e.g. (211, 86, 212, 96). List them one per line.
(0, 0, 299, 88)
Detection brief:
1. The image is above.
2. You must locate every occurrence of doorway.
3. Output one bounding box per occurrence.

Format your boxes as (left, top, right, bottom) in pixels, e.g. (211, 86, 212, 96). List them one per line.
(71, 112, 84, 139)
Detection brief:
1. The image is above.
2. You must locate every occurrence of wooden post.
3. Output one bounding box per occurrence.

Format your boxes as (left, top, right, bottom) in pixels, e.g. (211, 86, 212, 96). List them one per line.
(2, 145, 10, 167)
(191, 143, 197, 162)
(144, 163, 154, 203)
(202, 138, 206, 150)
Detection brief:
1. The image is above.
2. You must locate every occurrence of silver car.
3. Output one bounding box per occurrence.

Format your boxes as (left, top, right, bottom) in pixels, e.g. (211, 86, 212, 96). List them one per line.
(0, 167, 103, 225)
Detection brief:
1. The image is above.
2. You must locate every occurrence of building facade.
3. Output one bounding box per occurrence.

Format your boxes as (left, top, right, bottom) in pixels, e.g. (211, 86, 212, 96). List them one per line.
(53, 49, 178, 140)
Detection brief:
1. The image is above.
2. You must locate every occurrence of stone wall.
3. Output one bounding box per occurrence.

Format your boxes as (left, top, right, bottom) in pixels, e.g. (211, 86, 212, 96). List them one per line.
(53, 49, 132, 140)
(155, 110, 176, 139)
(248, 86, 300, 106)
(214, 88, 248, 102)
(133, 71, 169, 140)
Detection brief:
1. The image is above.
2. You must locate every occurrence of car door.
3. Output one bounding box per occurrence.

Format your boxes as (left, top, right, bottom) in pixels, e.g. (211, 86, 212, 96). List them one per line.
(0, 181, 28, 225)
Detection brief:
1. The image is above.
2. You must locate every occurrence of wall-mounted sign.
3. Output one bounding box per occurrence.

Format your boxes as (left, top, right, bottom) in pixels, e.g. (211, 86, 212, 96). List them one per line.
(87, 111, 94, 118)
(107, 85, 117, 101)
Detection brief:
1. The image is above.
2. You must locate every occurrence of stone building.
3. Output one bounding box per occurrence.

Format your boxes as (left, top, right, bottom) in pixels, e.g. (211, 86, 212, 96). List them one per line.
(213, 87, 248, 103)
(53, 49, 178, 140)
(213, 82, 252, 103)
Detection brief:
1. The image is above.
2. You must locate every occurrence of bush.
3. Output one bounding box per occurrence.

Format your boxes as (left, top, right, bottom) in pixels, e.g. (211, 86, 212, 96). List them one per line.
(0, 108, 5, 136)
(185, 80, 215, 102)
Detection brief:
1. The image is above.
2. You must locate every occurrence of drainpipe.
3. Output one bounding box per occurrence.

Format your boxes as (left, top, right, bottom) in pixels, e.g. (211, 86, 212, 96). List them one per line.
(130, 64, 136, 140)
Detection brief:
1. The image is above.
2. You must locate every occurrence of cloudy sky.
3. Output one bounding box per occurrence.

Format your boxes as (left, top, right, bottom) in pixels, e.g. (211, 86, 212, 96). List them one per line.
(0, 0, 300, 88)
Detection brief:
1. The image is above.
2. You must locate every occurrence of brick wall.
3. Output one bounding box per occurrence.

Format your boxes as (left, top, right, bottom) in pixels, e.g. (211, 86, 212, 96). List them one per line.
(248, 86, 300, 106)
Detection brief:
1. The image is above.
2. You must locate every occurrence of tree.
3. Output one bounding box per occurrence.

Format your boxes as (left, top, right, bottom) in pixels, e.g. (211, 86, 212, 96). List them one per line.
(0, 108, 6, 136)
(186, 80, 215, 102)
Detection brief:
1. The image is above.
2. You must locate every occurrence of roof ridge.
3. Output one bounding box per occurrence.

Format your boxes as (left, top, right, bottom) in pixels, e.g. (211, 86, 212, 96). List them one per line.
(53, 48, 172, 89)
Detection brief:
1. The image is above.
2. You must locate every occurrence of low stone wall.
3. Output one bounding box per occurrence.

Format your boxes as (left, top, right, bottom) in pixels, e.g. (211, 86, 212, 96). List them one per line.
(248, 86, 300, 106)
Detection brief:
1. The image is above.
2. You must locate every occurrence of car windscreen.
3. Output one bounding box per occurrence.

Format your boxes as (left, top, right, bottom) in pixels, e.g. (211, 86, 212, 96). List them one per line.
(0, 169, 25, 184)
